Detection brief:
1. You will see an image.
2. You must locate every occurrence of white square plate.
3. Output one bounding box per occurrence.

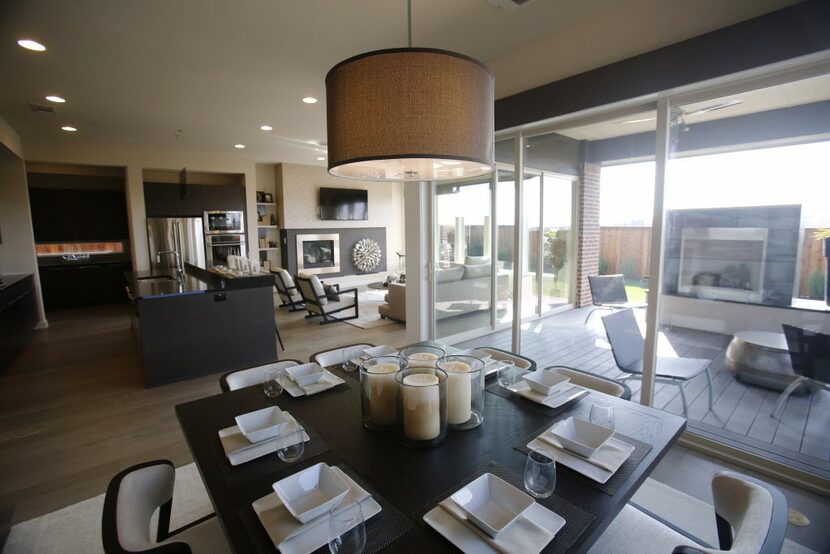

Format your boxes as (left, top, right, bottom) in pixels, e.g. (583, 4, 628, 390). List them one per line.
(509, 381, 590, 408)
(234, 406, 289, 443)
(253, 466, 381, 554)
(449, 473, 534, 538)
(218, 414, 310, 466)
(284, 370, 345, 397)
(273, 463, 350, 524)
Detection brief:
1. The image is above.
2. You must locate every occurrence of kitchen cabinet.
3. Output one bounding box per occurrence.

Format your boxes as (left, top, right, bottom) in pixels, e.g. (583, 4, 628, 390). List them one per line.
(143, 183, 181, 217)
(145, 183, 245, 216)
(39, 262, 130, 311)
(202, 184, 245, 212)
(0, 275, 39, 372)
(29, 188, 130, 242)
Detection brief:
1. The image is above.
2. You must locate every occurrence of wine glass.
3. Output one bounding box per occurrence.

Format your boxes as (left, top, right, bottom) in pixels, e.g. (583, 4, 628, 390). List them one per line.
(328, 500, 366, 554)
(524, 449, 556, 499)
(263, 368, 284, 399)
(590, 402, 616, 430)
(276, 422, 305, 463)
(496, 360, 517, 389)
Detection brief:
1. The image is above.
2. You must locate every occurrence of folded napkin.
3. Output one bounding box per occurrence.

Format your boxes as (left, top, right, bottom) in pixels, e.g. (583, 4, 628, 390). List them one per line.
(538, 426, 629, 472)
(438, 498, 554, 554)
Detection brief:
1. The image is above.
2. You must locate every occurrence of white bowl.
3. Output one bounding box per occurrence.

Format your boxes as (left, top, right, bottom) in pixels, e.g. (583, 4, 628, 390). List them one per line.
(273, 463, 350, 524)
(235, 406, 289, 443)
(550, 416, 614, 458)
(523, 369, 570, 396)
(450, 473, 534, 538)
(286, 363, 326, 386)
(363, 345, 398, 358)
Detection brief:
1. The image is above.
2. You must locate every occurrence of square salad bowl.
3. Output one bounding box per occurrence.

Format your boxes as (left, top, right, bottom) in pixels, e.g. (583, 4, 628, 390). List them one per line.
(550, 416, 614, 458)
(450, 473, 534, 537)
(286, 363, 326, 387)
(234, 406, 289, 443)
(273, 463, 350, 524)
(523, 369, 570, 396)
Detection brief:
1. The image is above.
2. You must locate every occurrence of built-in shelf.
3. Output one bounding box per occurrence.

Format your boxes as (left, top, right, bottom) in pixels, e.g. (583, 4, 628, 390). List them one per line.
(257, 225, 278, 229)
(256, 202, 276, 206)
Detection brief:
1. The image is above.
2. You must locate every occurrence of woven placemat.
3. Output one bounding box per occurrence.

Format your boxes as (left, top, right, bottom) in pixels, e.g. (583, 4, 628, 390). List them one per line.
(515, 421, 652, 496)
(412, 461, 594, 554)
(326, 364, 361, 382)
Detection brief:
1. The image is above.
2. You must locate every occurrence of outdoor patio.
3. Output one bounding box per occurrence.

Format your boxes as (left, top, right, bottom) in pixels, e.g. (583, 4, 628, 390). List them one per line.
(458, 306, 830, 476)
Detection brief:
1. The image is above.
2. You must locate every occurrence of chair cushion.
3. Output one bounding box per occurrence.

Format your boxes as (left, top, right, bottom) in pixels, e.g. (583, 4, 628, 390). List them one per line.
(274, 268, 295, 290)
(463, 263, 490, 279)
(298, 273, 327, 305)
(588, 504, 705, 554)
(435, 266, 465, 283)
(116, 464, 175, 551)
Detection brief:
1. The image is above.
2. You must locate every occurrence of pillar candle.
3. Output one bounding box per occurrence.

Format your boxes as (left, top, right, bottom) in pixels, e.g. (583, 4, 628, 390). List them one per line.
(402, 374, 440, 440)
(367, 363, 399, 426)
(407, 352, 439, 367)
(443, 361, 472, 424)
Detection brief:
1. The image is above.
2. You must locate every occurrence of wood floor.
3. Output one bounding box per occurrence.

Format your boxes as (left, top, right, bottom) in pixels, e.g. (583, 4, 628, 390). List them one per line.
(458, 307, 830, 477)
(0, 300, 407, 525)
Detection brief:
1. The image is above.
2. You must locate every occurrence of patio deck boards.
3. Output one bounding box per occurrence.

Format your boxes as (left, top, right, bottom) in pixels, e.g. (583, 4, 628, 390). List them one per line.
(458, 306, 830, 472)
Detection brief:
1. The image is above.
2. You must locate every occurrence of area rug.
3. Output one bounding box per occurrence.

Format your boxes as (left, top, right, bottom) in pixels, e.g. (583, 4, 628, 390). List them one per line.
(631, 477, 819, 553)
(344, 289, 401, 330)
(2, 463, 212, 554)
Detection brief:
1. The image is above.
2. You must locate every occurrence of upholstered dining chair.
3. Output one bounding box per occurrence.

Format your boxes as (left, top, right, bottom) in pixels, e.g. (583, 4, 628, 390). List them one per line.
(218, 359, 303, 392)
(102, 460, 230, 554)
(296, 273, 359, 324)
(310, 343, 375, 367)
(584, 274, 647, 324)
(771, 324, 830, 419)
(588, 471, 787, 554)
(602, 308, 713, 416)
(545, 365, 632, 400)
(271, 268, 304, 311)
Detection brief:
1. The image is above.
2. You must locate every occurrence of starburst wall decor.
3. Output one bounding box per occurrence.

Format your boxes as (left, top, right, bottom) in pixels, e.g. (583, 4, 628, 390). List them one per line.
(352, 238, 382, 272)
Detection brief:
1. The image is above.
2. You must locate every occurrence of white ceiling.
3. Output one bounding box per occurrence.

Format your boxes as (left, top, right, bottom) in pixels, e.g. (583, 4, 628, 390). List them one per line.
(0, 0, 798, 164)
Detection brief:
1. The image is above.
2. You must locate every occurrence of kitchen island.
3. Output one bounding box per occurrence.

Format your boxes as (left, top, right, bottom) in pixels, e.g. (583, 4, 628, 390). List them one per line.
(127, 264, 277, 387)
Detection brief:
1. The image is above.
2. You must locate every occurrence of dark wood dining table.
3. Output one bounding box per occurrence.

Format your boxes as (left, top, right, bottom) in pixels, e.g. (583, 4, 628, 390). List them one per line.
(175, 348, 686, 553)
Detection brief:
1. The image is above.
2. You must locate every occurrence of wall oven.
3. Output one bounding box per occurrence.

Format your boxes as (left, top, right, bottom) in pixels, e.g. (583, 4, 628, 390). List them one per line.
(206, 234, 246, 266)
(204, 210, 244, 235)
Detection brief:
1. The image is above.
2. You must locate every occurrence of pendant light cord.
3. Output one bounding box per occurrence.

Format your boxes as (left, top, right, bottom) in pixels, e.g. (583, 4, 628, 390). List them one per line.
(407, 0, 412, 47)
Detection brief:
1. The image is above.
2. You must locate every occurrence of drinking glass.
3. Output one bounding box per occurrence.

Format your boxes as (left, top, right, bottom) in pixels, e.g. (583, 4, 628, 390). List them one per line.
(341, 347, 355, 372)
(327, 500, 366, 554)
(263, 368, 284, 399)
(524, 449, 556, 499)
(590, 401, 616, 430)
(496, 361, 517, 389)
(276, 423, 305, 463)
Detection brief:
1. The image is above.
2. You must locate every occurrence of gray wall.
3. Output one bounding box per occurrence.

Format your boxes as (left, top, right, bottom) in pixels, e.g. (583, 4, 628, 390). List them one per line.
(280, 227, 387, 277)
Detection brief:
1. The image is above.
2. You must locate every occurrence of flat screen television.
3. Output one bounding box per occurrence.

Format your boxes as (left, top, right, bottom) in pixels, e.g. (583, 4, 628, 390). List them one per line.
(319, 187, 368, 220)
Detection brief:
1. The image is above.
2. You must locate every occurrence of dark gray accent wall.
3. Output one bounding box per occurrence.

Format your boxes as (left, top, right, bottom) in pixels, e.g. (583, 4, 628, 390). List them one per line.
(280, 227, 387, 277)
(495, 1, 830, 131)
(663, 205, 801, 307)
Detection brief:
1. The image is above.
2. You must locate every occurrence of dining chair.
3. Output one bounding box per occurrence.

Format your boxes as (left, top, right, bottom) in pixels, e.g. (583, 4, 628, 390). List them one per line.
(296, 274, 359, 324)
(771, 324, 830, 419)
(602, 309, 713, 416)
(271, 267, 304, 312)
(584, 274, 647, 324)
(476, 347, 536, 372)
(588, 471, 787, 554)
(545, 365, 632, 400)
(218, 359, 303, 392)
(310, 343, 375, 367)
(102, 460, 230, 554)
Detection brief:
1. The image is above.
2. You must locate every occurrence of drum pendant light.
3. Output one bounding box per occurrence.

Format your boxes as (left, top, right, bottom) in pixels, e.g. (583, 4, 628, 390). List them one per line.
(325, 1, 494, 182)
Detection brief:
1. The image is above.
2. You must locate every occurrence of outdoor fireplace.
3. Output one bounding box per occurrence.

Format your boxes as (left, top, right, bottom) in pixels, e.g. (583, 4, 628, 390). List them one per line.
(678, 227, 768, 303)
(296, 233, 340, 275)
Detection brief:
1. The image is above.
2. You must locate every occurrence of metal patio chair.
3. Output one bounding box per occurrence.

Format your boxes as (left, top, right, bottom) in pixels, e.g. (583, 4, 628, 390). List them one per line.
(584, 274, 647, 324)
(771, 324, 830, 419)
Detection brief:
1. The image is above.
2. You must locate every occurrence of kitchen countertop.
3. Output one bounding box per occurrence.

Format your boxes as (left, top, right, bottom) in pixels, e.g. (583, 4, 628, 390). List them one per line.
(127, 264, 274, 300)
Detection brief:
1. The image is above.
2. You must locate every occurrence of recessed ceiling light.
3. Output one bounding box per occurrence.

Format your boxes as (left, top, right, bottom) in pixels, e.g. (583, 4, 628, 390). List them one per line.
(234, 144, 246, 149)
(302, 97, 318, 104)
(260, 125, 273, 131)
(316, 156, 326, 161)
(45, 95, 65, 103)
(61, 126, 77, 132)
(18, 39, 46, 51)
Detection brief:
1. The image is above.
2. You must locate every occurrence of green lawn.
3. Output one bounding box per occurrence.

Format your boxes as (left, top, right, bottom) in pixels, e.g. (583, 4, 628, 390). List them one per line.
(533, 276, 648, 303)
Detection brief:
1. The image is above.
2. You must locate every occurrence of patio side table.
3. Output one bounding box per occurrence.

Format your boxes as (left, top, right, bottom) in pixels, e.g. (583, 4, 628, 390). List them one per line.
(725, 331, 801, 392)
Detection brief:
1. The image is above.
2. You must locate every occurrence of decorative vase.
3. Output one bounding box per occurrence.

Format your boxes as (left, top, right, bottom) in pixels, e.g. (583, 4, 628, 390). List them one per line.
(437, 355, 485, 430)
(360, 356, 406, 430)
(399, 345, 445, 368)
(396, 367, 448, 449)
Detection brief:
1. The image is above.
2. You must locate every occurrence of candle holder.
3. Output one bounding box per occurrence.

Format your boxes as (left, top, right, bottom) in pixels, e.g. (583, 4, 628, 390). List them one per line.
(399, 345, 445, 368)
(360, 356, 407, 430)
(438, 355, 485, 431)
(395, 367, 448, 449)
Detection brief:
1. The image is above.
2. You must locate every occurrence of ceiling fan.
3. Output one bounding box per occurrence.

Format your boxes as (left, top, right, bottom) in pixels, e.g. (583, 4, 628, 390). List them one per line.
(619, 99, 743, 125)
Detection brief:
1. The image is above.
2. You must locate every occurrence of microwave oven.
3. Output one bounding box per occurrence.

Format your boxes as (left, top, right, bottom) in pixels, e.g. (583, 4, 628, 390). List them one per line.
(204, 211, 244, 234)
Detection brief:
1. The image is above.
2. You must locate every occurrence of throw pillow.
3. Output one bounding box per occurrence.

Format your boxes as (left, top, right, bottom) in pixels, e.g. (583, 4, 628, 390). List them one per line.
(465, 256, 490, 266)
(324, 284, 341, 302)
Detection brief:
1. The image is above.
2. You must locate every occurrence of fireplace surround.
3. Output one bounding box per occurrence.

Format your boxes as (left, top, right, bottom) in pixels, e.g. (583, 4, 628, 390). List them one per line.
(296, 233, 340, 275)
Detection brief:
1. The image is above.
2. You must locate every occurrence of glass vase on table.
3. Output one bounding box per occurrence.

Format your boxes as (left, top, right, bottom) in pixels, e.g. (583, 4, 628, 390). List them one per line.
(328, 500, 366, 554)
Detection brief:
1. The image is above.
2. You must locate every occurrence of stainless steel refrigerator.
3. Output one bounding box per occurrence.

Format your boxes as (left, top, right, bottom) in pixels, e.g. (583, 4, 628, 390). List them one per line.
(146, 217, 206, 272)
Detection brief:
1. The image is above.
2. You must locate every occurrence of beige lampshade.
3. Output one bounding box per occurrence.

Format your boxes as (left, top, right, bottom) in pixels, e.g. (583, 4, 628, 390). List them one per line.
(326, 48, 494, 182)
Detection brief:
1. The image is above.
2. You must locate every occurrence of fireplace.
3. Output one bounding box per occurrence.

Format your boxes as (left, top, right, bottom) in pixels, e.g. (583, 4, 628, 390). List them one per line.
(296, 233, 340, 275)
(677, 227, 768, 303)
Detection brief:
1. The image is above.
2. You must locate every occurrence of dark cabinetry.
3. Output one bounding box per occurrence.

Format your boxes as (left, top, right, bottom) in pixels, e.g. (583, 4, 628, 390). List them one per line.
(39, 263, 130, 311)
(29, 188, 129, 242)
(144, 183, 245, 217)
(0, 275, 39, 372)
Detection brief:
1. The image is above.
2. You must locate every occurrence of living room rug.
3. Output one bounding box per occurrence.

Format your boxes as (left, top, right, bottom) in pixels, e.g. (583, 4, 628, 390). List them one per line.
(344, 290, 401, 330)
(2, 463, 212, 554)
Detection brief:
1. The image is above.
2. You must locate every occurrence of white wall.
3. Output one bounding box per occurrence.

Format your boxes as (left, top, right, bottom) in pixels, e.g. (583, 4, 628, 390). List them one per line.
(23, 139, 260, 272)
(0, 119, 46, 325)
(275, 163, 405, 271)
